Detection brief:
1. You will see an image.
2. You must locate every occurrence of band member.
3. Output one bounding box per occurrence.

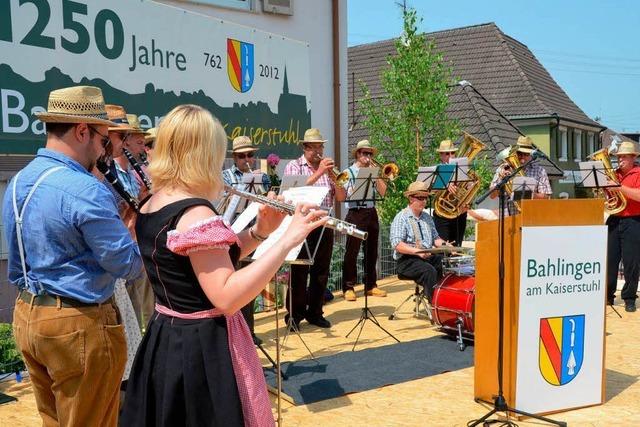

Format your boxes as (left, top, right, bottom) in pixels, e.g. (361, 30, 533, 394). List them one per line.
(144, 127, 157, 163)
(490, 136, 552, 215)
(124, 114, 151, 194)
(390, 181, 447, 300)
(341, 139, 387, 301)
(283, 128, 346, 329)
(223, 135, 271, 194)
(432, 139, 467, 246)
(120, 104, 326, 426)
(106, 105, 141, 200)
(2, 86, 142, 426)
(222, 135, 271, 340)
(606, 141, 640, 312)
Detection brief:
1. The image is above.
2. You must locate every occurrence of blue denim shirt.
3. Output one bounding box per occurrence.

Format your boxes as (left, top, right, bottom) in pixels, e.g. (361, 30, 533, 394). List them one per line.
(2, 149, 142, 303)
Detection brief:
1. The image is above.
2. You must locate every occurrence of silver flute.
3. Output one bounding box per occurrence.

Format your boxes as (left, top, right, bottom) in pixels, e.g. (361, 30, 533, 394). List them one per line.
(224, 185, 368, 240)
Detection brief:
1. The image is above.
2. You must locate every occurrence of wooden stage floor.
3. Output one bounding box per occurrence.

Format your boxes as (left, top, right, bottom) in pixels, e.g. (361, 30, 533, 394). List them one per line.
(1, 276, 638, 426)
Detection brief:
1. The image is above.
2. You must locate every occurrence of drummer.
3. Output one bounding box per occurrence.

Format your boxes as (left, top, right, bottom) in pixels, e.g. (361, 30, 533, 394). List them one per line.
(389, 181, 448, 300)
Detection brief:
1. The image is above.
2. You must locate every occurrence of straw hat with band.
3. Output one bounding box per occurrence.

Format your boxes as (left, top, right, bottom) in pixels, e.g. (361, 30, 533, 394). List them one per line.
(230, 135, 258, 154)
(515, 135, 535, 154)
(351, 139, 378, 157)
(300, 128, 327, 145)
(105, 105, 136, 133)
(403, 181, 430, 198)
(612, 141, 640, 157)
(436, 139, 457, 153)
(34, 86, 115, 127)
(126, 114, 150, 135)
(145, 127, 157, 144)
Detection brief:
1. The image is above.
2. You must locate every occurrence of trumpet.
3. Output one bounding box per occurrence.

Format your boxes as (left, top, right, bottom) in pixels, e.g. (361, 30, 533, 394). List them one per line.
(369, 158, 399, 181)
(316, 154, 349, 186)
(223, 185, 368, 240)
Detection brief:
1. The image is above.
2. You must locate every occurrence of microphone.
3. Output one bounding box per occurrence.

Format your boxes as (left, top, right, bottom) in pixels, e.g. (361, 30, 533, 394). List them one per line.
(531, 149, 550, 161)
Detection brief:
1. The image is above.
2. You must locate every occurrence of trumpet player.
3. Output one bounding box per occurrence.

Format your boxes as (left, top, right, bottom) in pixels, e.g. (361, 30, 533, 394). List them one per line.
(432, 139, 467, 247)
(490, 136, 551, 216)
(606, 141, 640, 312)
(342, 140, 388, 301)
(283, 128, 346, 329)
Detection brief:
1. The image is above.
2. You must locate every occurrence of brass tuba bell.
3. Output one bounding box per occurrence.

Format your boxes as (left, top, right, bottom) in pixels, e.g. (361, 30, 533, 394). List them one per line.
(589, 147, 627, 215)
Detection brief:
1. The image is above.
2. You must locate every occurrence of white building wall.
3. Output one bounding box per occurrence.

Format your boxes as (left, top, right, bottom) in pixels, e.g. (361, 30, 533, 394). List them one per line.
(156, 0, 348, 166)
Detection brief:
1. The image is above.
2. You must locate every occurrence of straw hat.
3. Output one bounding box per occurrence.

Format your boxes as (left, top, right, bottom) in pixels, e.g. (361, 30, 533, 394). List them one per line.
(300, 128, 327, 145)
(515, 136, 535, 154)
(403, 181, 430, 198)
(105, 105, 136, 133)
(126, 114, 150, 135)
(352, 139, 378, 156)
(144, 127, 157, 144)
(436, 139, 457, 153)
(230, 135, 257, 154)
(34, 86, 114, 126)
(612, 141, 640, 156)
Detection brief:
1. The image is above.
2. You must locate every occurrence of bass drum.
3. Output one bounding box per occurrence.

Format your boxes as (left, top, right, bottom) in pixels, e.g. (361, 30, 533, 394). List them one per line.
(431, 273, 475, 337)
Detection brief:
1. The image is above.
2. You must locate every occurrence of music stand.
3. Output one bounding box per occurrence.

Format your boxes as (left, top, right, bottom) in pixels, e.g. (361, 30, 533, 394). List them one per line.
(344, 167, 399, 351)
(576, 160, 622, 318)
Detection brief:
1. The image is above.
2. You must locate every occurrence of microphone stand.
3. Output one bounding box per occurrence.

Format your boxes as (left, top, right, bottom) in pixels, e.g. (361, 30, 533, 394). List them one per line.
(471, 157, 566, 427)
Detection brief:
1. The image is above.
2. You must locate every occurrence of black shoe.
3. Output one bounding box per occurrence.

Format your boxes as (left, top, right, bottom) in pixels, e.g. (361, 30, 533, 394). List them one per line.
(607, 297, 615, 306)
(305, 315, 331, 328)
(625, 301, 637, 313)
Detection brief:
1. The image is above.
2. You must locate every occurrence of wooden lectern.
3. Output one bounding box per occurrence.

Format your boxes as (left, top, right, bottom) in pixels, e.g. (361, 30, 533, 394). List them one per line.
(474, 198, 606, 415)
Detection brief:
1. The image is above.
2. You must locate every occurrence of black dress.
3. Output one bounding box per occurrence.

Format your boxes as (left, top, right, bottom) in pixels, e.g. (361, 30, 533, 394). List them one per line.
(120, 198, 244, 427)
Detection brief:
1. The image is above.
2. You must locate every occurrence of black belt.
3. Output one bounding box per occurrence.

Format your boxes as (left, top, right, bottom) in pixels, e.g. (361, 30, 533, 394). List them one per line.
(18, 290, 112, 308)
(349, 206, 375, 210)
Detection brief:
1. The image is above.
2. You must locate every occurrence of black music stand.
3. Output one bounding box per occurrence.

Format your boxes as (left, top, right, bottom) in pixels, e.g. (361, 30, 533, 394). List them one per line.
(344, 168, 399, 351)
(576, 161, 622, 318)
(473, 159, 566, 427)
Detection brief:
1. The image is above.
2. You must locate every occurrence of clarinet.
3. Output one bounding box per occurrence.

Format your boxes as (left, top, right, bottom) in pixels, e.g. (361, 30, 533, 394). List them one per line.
(123, 148, 152, 190)
(96, 160, 140, 212)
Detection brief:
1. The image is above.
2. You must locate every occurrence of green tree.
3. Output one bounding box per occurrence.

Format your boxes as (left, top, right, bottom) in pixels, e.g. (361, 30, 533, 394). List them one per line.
(358, 7, 457, 224)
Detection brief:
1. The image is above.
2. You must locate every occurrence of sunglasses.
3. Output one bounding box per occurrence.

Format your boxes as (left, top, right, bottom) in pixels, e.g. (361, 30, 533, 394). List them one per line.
(89, 126, 112, 152)
(235, 152, 255, 160)
(412, 196, 428, 201)
(360, 151, 374, 157)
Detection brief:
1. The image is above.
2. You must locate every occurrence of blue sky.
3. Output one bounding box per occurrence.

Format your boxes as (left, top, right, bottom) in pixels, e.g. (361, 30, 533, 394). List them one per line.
(348, 0, 640, 132)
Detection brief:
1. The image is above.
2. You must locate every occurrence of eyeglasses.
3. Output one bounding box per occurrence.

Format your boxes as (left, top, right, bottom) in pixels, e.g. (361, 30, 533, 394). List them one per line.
(235, 152, 255, 160)
(441, 152, 453, 156)
(360, 151, 374, 157)
(89, 126, 112, 152)
(412, 196, 428, 201)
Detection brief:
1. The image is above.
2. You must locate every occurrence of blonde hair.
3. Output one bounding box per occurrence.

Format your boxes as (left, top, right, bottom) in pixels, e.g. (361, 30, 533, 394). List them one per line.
(149, 105, 226, 198)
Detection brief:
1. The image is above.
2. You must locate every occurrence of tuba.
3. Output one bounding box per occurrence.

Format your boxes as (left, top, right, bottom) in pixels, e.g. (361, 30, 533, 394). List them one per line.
(434, 133, 486, 219)
(589, 148, 627, 215)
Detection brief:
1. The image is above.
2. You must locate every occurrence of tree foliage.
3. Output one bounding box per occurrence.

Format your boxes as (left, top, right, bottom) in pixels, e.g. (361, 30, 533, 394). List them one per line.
(358, 8, 458, 224)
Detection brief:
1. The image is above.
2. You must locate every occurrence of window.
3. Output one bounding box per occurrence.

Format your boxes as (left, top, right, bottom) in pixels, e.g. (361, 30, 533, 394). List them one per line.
(587, 132, 595, 155)
(574, 130, 582, 161)
(558, 127, 568, 161)
(188, 0, 252, 11)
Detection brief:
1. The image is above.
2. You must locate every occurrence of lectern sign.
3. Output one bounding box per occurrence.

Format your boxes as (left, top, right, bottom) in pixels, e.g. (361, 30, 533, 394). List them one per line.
(516, 226, 606, 414)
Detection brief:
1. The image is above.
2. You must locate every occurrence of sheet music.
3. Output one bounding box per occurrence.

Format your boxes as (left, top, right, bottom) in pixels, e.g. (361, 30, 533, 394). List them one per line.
(231, 201, 260, 234)
(251, 186, 329, 261)
(578, 160, 615, 188)
(511, 176, 537, 200)
(433, 164, 455, 190)
(417, 166, 437, 188)
(449, 157, 472, 182)
(348, 166, 379, 201)
(279, 174, 307, 193)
